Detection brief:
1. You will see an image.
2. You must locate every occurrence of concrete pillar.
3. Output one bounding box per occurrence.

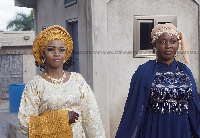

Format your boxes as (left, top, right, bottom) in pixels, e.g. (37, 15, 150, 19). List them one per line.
(91, 1, 110, 137)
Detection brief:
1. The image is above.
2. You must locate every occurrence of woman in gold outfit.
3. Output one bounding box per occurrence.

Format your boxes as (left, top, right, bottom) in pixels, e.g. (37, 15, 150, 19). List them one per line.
(18, 25, 106, 138)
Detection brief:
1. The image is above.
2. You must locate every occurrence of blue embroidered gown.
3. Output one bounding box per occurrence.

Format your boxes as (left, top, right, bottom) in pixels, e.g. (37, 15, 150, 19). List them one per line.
(138, 60, 194, 138)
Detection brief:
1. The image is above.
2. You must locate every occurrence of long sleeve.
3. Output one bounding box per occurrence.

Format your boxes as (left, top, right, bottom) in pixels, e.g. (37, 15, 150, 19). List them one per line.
(18, 80, 41, 137)
(177, 62, 200, 137)
(187, 73, 200, 138)
(115, 60, 157, 138)
(79, 76, 106, 138)
(188, 98, 200, 138)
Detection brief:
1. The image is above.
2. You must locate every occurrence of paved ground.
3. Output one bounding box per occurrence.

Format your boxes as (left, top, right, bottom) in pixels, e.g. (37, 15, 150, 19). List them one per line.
(0, 100, 20, 137)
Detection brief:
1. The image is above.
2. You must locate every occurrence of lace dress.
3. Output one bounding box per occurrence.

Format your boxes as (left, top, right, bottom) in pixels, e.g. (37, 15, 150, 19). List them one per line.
(138, 61, 194, 138)
(18, 72, 106, 138)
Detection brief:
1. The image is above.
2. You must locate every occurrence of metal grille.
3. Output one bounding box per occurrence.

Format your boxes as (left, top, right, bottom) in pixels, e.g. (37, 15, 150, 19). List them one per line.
(0, 55, 23, 99)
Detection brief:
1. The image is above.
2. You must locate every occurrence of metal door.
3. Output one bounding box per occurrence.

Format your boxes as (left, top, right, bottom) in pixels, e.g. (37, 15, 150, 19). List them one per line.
(0, 55, 23, 99)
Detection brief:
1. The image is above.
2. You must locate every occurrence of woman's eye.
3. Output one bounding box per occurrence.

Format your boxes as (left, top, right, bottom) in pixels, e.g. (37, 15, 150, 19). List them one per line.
(160, 41, 166, 44)
(47, 48, 54, 51)
(60, 49, 65, 52)
(59, 49, 66, 53)
(171, 40, 176, 44)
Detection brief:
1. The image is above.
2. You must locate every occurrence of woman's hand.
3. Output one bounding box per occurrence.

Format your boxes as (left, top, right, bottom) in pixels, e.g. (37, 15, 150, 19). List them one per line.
(69, 111, 79, 124)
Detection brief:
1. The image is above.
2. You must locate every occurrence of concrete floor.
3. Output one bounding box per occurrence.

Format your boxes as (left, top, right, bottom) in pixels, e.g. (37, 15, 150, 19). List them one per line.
(0, 100, 20, 137)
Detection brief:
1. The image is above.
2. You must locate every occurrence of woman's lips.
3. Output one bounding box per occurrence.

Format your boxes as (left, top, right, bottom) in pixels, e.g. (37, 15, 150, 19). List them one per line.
(53, 58, 61, 62)
(165, 51, 172, 55)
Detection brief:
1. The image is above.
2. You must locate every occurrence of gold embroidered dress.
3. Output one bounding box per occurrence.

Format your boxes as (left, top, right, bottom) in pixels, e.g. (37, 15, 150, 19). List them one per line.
(18, 72, 106, 138)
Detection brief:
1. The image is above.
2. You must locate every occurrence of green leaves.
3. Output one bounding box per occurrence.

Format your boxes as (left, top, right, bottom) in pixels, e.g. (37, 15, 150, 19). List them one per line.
(6, 9, 34, 31)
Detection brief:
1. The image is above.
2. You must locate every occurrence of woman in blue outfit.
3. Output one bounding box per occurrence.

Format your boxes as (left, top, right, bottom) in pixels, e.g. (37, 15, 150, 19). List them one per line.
(116, 23, 200, 138)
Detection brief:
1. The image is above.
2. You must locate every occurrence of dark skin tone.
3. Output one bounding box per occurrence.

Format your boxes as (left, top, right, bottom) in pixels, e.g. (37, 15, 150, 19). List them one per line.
(153, 33, 179, 66)
(40, 40, 79, 124)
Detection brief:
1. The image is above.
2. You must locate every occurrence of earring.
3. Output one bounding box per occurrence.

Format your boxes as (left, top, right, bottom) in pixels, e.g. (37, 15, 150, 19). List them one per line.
(63, 60, 65, 63)
(42, 58, 45, 64)
(176, 52, 178, 62)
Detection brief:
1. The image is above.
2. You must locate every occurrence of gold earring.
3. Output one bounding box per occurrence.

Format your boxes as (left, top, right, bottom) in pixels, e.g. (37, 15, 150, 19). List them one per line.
(42, 58, 45, 64)
(176, 52, 178, 61)
(63, 60, 65, 63)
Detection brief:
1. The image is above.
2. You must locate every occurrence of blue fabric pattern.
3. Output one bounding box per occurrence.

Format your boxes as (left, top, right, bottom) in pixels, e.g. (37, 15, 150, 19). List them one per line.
(148, 60, 193, 114)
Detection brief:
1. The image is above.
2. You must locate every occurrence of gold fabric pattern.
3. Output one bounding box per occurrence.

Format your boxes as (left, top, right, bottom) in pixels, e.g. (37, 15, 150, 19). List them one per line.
(29, 110, 73, 138)
(18, 72, 106, 138)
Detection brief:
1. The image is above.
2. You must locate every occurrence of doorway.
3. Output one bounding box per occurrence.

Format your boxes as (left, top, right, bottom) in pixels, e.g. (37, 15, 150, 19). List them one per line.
(66, 19, 79, 73)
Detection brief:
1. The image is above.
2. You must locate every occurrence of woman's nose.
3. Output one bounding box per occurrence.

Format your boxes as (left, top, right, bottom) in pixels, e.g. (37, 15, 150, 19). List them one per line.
(53, 50, 60, 56)
(165, 41, 172, 48)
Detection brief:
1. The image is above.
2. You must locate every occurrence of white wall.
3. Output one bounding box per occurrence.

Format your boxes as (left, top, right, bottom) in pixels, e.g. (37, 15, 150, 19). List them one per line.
(23, 54, 36, 83)
(91, 1, 110, 137)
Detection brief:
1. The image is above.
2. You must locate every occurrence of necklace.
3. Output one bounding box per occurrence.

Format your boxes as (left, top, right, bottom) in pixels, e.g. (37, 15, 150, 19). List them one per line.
(44, 70, 66, 85)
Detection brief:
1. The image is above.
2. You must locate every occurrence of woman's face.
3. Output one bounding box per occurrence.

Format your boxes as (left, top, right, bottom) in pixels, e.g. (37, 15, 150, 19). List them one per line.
(154, 32, 179, 63)
(43, 40, 66, 68)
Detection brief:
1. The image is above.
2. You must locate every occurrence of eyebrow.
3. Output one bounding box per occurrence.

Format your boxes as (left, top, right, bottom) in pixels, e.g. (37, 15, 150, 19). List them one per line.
(160, 37, 177, 40)
(46, 46, 65, 48)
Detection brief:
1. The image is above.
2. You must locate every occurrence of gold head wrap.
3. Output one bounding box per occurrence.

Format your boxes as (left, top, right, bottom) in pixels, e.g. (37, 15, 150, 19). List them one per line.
(33, 25, 73, 66)
(151, 23, 190, 64)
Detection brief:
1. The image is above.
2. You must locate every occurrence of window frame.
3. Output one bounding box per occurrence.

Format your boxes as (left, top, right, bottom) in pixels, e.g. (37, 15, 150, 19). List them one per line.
(133, 15, 177, 58)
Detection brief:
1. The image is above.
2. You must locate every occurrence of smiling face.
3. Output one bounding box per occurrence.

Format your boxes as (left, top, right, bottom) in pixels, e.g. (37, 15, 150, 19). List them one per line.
(43, 40, 66, 69)
(154, 32, 179, 64)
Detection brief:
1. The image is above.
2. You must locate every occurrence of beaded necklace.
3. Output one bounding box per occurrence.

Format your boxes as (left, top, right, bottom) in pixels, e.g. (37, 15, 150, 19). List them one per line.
(45, 71, 66, 85)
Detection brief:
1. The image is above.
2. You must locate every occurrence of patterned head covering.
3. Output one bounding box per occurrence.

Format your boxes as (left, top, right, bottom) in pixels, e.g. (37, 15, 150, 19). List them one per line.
(33, 25, 73, 66)
(151, 23, 190, 64)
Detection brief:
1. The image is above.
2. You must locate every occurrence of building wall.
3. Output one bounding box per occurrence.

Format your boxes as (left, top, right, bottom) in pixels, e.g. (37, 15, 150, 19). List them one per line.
(1, 31, 36, 84)
(0, 46, 35, 99)
(0, 46, 36, 84)
(91, 1, 110, 137)
(0, 31, 35, 98)
(23, 54, 36, 83)
(92, 0, 199, 137)
(2, 31, 35, 46)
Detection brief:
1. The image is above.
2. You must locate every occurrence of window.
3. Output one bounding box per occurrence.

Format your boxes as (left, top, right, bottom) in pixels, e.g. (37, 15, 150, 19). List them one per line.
(65, 0, 77, 8)
(133, 15, 177, 57)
